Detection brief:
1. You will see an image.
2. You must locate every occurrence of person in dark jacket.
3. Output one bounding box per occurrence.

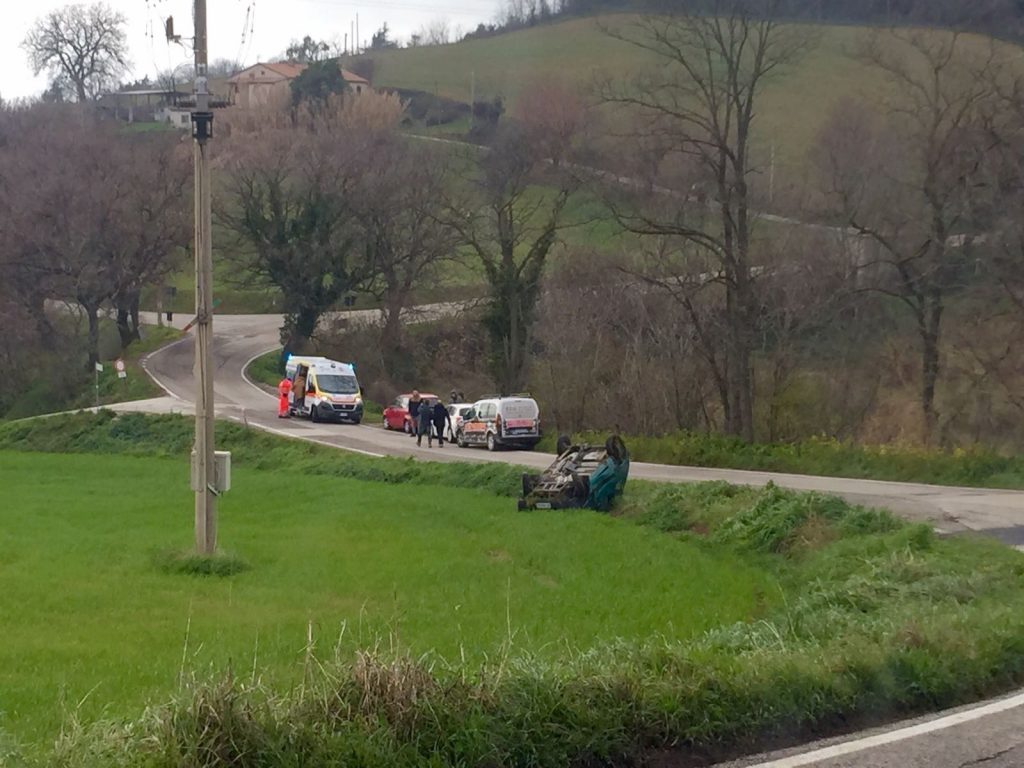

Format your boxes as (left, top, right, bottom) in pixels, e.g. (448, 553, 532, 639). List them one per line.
(417, 398, 435, 447)
(432, 400, 453, 447)
(407, 390, 422, 437)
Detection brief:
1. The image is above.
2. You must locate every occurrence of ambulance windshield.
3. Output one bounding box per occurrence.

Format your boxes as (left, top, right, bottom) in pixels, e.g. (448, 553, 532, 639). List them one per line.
(317, 374, 358, 394)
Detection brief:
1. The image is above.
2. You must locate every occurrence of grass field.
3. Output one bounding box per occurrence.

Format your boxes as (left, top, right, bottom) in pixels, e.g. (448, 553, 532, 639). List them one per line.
(365, 15, 1017, 173)
(8, 413, 1024, 765)
(0, 450, 764, 747)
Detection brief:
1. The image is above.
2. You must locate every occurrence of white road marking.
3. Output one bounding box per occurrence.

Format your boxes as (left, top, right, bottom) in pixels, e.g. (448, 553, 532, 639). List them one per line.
(229, 417, 386, 458)
(240, 346, 283, 400)
(745, 691, 1024, 767)
(139, 334, 193, 401)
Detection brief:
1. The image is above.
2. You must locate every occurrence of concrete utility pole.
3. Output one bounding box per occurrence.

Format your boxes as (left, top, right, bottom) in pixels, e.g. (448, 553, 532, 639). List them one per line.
(192, 0, 217, 555)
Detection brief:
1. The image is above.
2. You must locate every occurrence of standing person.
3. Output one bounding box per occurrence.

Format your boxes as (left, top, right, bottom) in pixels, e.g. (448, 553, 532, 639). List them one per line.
(293, 371, 307, 414)
(450, 389, 459, 404)
(433, 399, 453, 447)
(417, 398, 435, 447)
(407, 390, 422, 437)
(277, 376, 292, 418)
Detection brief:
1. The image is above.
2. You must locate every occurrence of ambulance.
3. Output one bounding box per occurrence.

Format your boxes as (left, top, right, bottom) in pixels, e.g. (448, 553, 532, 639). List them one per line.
(285, 356, 364, 424)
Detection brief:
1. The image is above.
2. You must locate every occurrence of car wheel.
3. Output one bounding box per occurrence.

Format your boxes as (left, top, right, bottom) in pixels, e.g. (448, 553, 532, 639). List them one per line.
(403, 419, 411, 434)
(352, 418, 362, 425)
(457, 430, 467, 448)
(311, 405, 320, 423)
(486, 433, 497, 452)
(383, 416, 390, 430)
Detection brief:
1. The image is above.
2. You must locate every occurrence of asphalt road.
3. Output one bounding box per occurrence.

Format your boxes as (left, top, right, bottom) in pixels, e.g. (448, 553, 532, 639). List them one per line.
(117, 310, 1024, 768)
(132, 311, 1024, 544)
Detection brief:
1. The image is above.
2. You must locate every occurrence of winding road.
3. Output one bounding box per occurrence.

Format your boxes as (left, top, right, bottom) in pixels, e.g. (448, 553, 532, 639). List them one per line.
(118, 310, 1024, 768)
(130, 311, 1024, 546)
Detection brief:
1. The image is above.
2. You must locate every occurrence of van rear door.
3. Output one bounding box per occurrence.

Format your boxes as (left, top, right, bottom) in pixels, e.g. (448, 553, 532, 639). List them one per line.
(502, 399, 539, 435)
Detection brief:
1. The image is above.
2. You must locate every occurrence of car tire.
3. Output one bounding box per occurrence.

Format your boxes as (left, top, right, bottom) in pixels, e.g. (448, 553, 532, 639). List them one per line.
(383, 416, 390, 430)
(486, 433, 497, 452)
(456, 430, 467, 448)
(311, 405, 320, 423)
(403, 419, 411, 434)
(352, 417, 362, 425)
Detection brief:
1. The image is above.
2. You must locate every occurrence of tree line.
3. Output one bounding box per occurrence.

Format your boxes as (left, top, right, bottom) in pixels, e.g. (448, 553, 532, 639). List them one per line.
(7, 0, 1024, 450)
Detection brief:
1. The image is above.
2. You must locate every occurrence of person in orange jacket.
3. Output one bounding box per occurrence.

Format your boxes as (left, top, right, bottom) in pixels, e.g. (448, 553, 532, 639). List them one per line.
(277, 376, 292, 418)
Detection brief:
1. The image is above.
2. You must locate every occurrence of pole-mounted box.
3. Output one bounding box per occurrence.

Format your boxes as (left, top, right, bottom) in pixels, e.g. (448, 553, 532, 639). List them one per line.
(190, 450, 232, 493)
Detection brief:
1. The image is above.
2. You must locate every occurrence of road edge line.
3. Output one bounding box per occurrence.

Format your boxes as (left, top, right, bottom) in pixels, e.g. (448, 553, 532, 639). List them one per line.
(140, 333, 194, 401)
(744, 690, 1024, 767)
(226, 415, 386, 459)
(240, 346, 284, 400)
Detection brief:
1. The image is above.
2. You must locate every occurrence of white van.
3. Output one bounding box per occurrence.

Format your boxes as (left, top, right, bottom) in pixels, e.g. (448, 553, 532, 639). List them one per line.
(457, 396, 541, 451)
(285, 356, 363, 424)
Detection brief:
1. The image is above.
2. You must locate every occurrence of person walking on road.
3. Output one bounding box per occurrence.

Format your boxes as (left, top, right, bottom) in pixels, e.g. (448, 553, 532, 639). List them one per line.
(433, 399, 453, 447)
(408, 390, 422, 437)
(417, 398, 435, 447)
(277, 376, 292, 418)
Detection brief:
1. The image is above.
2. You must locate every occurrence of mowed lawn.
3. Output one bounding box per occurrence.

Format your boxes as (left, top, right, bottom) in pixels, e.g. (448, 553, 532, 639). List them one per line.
(0, 451, 767, 747)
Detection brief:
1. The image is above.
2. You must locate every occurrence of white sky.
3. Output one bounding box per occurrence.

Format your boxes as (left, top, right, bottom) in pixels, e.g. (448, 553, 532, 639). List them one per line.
(1, 0, 500, 99)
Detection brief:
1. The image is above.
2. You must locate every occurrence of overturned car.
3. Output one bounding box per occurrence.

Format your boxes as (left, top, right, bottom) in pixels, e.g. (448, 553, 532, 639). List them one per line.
(518, 436, 630, 512)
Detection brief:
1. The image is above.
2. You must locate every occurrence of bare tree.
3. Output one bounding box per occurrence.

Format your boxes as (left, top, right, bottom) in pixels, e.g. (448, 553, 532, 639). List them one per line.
(597, 0, 808, 441)
(2, 106, 190, 368)
(356, 140, 460, 374)
(219, 101, 385, 352)
(446, 125, 577, 395)
(514, 79, 586, 166)
(817, 31, 996, 442)
(22, 3, 129, 102)
(419, 18, 452, 46)
(106, 135, 191, 347)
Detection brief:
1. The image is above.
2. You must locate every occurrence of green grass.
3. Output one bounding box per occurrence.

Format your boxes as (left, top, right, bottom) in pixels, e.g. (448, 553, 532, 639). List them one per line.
(1, 324, 181, 421)
(541, 430, 1024, 489)
(7, 413, 1024, 765)
(78, 324, 183, 407)
(246, 347, 286, 388)
(0, 449, 763, 748)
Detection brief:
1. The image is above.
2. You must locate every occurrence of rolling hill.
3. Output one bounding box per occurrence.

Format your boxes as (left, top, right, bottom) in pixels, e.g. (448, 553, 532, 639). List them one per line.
(359, 15, 1018, 178)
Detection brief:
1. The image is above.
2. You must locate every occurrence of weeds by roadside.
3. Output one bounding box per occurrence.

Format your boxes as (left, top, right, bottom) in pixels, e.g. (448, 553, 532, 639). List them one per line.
(543, 430, 1024, 490)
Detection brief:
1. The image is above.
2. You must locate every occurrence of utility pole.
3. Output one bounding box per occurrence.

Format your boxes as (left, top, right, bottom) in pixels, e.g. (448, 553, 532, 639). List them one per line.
(191, 0, 217, 555)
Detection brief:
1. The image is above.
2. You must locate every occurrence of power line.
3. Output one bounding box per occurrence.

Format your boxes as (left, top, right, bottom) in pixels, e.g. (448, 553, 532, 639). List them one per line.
(288, 0, 497, 19)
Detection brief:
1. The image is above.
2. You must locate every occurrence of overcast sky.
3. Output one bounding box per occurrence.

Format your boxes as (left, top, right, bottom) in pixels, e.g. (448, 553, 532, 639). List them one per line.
(1, 0, 500, 99)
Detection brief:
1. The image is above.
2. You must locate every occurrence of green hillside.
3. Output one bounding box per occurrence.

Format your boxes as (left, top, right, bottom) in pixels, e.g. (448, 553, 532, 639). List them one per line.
(364, 15, 1016, 175)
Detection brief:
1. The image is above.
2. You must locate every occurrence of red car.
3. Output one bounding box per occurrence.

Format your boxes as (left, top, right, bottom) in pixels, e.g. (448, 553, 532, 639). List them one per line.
(383, 393, 438, 433)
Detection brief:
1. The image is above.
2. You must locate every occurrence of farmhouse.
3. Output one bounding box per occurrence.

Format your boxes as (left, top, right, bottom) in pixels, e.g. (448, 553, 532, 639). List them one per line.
(227, 62, 371, 109)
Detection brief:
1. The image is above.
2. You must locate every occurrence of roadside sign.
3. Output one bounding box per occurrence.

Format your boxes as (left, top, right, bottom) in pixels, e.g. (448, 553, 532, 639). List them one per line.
(114, 359, 126, 373)
(94, 362, 104, 373)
